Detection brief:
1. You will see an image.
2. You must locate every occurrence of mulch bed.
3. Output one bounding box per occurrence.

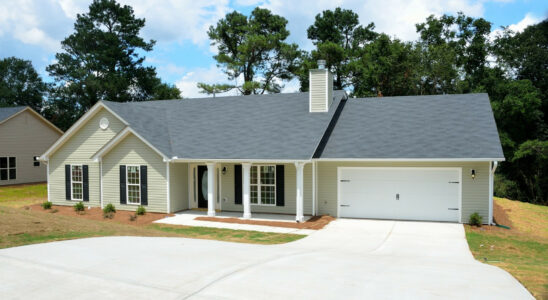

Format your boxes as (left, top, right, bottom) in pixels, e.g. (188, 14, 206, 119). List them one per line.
(194, 215, 335, 230)
(27, 204, 172, 226)
(467, 200, 514, 233)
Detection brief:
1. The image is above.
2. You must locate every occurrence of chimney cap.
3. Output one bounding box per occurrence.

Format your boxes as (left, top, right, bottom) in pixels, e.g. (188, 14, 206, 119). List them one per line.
(317, 60, 326, 70)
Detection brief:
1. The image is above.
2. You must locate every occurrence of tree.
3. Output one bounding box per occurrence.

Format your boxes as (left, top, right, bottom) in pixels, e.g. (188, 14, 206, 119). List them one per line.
(46, 0, 177, 129)
(197, 83, 235, 98)
(493, 19, 548, 120)
(0, 57, 47, 111)
(205, 8, 302, 95)
(303, 8, 377, 90)
(416, 13, 492, 91)
(351, 34, 418, 97)
(153, 82, 182, 100)
(511, 140, 548, 205)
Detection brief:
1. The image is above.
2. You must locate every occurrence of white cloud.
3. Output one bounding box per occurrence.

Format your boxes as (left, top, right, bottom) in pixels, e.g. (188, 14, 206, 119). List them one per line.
(490, 12, 542, 41)
(175, 65, 240, 98)
(0, 0, 69, 51)
(506, 12, 542, 32)
(261, 0, 484, 43)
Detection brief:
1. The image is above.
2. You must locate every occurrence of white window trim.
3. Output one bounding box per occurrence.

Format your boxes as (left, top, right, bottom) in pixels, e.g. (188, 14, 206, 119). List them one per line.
(126, 165, 141, 205)
(250, 165, 276, 206)
(70, 164, 83, 201)
(0, 156, 16, 181)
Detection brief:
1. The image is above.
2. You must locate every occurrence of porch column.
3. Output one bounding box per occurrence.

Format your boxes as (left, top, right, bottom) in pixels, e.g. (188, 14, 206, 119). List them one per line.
(242, 163, 252, 219)
(207, 162, 216, 217)
(295, 162, 305, 222)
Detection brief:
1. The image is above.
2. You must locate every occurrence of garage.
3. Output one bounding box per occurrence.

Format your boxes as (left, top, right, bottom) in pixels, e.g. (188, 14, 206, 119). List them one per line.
(338, 168, 461, 222)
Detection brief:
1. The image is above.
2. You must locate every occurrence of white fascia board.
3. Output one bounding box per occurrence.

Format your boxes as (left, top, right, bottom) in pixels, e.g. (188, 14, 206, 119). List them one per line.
(91, 126, 169, 162)
(171, 158, 311, 164)
(40, 101, 129, 161)
(314, 158, 506, 162)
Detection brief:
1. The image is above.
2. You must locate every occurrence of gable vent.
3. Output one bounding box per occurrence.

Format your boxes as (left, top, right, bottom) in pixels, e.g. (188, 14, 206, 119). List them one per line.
(309, 60, 333, 113)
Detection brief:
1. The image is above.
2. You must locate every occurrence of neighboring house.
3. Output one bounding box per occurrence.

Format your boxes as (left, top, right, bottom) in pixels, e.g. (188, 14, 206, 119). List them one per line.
(40, 63, 504, 224)
(0, 106, 63, 186)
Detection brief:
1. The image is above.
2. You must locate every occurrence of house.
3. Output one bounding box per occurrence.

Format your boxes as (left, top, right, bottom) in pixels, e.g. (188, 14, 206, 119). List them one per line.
(0, 106, 63, 186)
(40, 63, 504, 224)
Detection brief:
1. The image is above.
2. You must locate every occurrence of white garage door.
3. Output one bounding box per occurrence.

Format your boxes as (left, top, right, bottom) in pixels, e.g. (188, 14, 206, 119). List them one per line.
(338, 168, 460, 222)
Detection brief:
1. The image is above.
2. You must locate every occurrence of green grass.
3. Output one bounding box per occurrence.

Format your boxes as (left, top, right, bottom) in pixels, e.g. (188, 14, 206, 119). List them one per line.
(151, 224, 305, 244)
(0, 183, 305, 248)
(0, 183, 47, 207)
(465, 198, 548, 299)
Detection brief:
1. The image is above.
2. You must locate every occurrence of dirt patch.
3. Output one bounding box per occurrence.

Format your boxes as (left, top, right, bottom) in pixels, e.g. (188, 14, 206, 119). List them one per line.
(27, 204, 172, 226)
(493, 200, 513, 228)
(194, 215, 335, 230)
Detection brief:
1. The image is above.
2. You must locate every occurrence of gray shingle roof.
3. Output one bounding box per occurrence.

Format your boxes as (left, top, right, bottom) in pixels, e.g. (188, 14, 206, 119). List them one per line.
(103, 91, 346, 160)
(318, 93, 504, 159)
(0, 106, 26, 123)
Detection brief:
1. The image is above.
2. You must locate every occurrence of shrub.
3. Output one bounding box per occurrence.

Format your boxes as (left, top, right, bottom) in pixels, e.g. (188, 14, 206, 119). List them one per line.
(41, 201, 52, 210)
(103, 203, 116, 219)
(50, 209, 58, 213)
(129, 214, 137, 222)
(136, 206, 146, 215)
(103, 203, 116, 213)
(74, 202, 85, 212)
(469, 212, 483, 227)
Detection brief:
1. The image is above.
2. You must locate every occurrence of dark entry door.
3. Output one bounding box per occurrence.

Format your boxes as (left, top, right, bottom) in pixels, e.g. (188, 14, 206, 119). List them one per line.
(197, 166, 208, 208)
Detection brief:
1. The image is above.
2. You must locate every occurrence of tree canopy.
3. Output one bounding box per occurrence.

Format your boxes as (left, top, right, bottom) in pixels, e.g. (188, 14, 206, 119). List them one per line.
(0, 57, 47, 112)
(203, 7, 302, 95)
(45, 0, 181, 129)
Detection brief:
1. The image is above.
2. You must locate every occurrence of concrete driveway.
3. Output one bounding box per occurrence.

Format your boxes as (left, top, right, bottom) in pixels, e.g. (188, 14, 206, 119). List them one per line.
(0, 219, 532, 299)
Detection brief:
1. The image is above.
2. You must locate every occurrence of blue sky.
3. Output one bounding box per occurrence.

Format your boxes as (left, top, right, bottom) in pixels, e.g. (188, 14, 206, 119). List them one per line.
(0, 0, 546, 97)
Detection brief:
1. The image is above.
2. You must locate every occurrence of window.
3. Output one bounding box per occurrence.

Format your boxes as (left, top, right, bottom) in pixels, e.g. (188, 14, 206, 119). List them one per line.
(71, 165, 83, 200)
(250, 165, 276, 205)
(33, 156, 40, 167)
(127, 166, 140, 205)
(0, 157, 16, 180)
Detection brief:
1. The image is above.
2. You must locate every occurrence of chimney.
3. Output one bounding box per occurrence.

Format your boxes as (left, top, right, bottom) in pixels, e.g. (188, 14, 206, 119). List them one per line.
(309, 60, 333, 112)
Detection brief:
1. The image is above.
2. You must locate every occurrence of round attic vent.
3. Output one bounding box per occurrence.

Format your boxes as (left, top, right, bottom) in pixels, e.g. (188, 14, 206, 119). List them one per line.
(99, 117, 109, 130)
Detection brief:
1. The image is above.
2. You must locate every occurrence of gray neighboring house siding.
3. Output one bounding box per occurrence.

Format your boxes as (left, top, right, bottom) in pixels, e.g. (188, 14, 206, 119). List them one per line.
(0, 107, 62, 186)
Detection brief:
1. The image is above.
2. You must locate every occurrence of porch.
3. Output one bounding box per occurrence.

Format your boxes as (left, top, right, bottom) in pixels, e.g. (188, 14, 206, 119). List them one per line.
(167, 161, 316, 222)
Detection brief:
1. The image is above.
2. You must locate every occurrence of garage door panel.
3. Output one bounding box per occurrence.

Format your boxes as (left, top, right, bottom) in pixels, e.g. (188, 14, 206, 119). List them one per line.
(339, 168, 460, 222)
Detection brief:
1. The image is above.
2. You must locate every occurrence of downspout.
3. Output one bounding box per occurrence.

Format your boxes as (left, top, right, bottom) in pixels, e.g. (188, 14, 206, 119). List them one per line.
(166, 161, 171, 213)
(99, 158, 103, 209)
(312, 161, 316, 216)
(489, 161, 498, 225)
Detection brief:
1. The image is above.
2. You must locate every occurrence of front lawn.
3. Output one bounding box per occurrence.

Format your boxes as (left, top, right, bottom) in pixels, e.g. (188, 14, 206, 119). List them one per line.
(0, 183, 47, 207)
(0, 184, 305, 248)
(465, 197, 548, 299)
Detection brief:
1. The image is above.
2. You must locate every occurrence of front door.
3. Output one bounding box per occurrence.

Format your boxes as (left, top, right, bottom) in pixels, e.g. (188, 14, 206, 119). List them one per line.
(197, 166, 208, 208)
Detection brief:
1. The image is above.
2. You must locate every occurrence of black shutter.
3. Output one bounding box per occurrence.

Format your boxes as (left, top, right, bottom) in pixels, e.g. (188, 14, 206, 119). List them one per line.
(234, 165, 242, 204)
(140, 165, 148, 206)
(120, 165, 126, 204)
(276, 165, 285, 206)
(65, 165, 71, 200)
(82, 165, 89, 202)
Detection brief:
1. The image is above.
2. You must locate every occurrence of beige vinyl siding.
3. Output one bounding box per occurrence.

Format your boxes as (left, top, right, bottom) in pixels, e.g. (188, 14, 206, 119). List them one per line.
(102, 134, 167, 213)
(169, 162, 188, 212)
(49, 109, 124, 206)
(309, 70, 328, 112)
(0, 110, 61, 186)
(218, 163, 313, 215)
(316, 161, 490, 223)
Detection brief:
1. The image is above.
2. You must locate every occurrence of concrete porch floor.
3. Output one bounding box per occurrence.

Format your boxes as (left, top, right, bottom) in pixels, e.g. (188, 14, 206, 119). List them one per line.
(154, 210, 315, 235)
